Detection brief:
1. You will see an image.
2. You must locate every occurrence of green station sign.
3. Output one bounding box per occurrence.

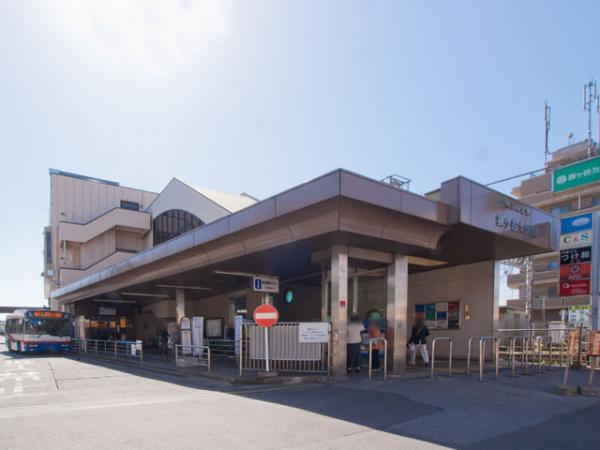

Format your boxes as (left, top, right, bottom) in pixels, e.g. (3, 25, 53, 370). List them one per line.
(553, 156, 600, 193)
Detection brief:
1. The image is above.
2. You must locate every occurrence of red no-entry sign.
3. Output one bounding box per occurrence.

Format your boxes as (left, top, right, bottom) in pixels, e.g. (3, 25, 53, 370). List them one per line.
(253, 304, 279, 327)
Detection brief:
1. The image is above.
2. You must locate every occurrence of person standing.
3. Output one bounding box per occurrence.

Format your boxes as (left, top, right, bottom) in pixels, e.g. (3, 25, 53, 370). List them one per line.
(368, 321, 383, 370)
(346, 315, 363, 373)
(409, 317, 430, 367)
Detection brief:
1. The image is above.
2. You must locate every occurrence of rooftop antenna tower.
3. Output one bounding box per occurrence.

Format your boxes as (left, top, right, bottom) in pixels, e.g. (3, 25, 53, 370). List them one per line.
(597, 90, 600, 148)
(544, 102, 551, 164)
(584, 78, 597, 156)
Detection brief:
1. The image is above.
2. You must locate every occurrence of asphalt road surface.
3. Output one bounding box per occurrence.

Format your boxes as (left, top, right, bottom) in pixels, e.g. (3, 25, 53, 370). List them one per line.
(0, 343, 598, 449)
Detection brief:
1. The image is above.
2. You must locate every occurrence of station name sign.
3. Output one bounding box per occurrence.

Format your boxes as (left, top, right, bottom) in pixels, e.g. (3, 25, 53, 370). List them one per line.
(494, 199, 536, 238)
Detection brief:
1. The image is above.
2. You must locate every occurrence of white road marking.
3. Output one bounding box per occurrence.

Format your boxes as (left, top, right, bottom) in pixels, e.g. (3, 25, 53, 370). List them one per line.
(255, 312, 278, 320)
(13, 383, 23, 394)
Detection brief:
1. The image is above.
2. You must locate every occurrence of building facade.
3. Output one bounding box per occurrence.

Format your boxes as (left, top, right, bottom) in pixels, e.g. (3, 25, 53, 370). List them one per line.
(508, 139, 600, 325)
(45, 168, 557, 376)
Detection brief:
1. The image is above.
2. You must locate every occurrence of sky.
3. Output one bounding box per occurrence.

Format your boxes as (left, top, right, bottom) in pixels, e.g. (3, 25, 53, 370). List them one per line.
(0, 0, 599, 311)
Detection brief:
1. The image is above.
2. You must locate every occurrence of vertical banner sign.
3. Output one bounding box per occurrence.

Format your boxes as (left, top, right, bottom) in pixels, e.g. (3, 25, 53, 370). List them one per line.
(191, 317, 204, 356)
(180, 317, 192, 355)
(559, 214, 593, 297)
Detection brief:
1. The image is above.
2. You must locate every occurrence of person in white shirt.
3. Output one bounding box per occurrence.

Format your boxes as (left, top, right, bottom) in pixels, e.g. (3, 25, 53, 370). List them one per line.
(347, 314, 364, 373)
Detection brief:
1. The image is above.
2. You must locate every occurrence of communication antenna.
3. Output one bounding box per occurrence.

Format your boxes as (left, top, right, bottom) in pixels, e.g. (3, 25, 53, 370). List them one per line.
(544, 102, 551, 164)
(584, 78, 597, 156)
(597, 90, 600, 148)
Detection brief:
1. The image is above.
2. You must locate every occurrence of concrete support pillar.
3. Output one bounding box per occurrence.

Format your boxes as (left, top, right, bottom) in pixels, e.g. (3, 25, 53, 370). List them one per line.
(352, 269, 358, 315)
(386, 254, 408, 373)
(175, 288, 186, 325)
(492, 260, 502, 335)
(321, 270, 329, 321)
(330, 245, 349, 377)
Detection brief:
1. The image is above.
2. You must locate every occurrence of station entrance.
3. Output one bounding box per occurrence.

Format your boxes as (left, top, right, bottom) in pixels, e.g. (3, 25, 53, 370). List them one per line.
(53, 171, 557, 378)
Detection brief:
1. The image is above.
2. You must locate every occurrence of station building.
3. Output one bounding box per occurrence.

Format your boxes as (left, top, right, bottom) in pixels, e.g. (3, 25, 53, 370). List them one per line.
(45, 168, 557, 376)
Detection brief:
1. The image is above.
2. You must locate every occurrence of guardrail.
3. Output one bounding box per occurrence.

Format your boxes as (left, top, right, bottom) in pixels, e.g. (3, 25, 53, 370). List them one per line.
(72, 338, 143, 363)
(430, 337, 453, 380)
(175, 344, 211, 371)
(368, 337, 387, 381)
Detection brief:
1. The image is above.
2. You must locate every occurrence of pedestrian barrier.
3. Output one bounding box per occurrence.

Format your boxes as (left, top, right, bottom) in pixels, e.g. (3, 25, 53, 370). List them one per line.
(206, 339, 236, 362)
(239, 322, 330, 376)
(72, 338, 143, 363)
(175, 344, 211, 371)
(368, 337, 387, 381)
(466, 336, 495, 376)
(479, 337, 498, 382)
(430, 337, 452, 380)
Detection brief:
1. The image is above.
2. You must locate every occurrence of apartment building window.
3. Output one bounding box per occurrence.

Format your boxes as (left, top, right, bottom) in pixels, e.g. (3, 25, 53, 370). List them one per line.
(120, 200, 140, 211)
(550, 203, 571, 217)
(153, 209, 203, 245)
(45, 231, 52, 264)
(592, 197, 600, 207)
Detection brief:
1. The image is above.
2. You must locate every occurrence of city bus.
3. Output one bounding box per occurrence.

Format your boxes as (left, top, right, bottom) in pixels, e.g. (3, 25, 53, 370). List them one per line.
(5, 309, 73, 353)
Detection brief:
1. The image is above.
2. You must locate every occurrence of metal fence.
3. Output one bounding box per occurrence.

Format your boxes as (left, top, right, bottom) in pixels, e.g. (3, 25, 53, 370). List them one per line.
(72, 338, 143, 363)
(239, 322, 330, 375)
(496, 327, 590, 374)
(206, 339, 236, 362)
(175, 344, 211, 371)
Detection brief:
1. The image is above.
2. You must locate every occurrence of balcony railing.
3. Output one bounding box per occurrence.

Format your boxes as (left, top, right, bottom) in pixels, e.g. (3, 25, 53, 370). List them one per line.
(58, 207, 151, 243)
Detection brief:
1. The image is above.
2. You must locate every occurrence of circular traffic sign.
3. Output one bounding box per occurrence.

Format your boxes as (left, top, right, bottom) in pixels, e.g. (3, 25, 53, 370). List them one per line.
(253, 304, 279, 327)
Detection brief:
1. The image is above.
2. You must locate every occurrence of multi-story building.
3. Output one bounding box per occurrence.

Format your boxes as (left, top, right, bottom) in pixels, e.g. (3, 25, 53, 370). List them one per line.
(508, 139, 600, 325)
(43, 169, 257, 309)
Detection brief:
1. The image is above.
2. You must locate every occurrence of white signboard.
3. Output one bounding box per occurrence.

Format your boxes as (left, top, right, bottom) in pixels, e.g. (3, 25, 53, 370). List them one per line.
(98, 306, 116, 316)
(234, 315, 243, 355)
(298, 322, 330, 343)
(191, 317, 204, 356)
(252, 276, 279, 293)
(180, 317, 192, 355)
(560, 230, 593, 249)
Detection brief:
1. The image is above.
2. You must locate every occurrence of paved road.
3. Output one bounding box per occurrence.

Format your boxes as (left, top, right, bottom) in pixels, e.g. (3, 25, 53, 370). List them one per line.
(0, 343, 598, 449)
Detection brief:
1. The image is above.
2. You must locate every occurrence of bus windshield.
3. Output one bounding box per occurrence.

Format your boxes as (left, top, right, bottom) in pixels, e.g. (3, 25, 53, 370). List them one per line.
(25, 318, 72, 337)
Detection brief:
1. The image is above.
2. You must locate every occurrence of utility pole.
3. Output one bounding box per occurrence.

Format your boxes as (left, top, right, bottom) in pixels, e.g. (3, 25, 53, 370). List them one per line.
(544, 102, 551, 164)
(584, 79, 597, 156)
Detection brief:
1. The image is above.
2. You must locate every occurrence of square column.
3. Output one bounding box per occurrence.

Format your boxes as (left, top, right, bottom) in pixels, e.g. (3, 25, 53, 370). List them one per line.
(321, 270, 329, 321)
(175, 288, 186, 325)
(330, 245, 349, 377)
(386, 254, 408, 373)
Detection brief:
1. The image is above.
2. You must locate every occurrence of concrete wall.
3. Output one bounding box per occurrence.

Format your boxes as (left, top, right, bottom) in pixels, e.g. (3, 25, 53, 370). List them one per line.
(47, 173, 158, 300)
(274, 283, 322, 322)
(355, 261, 497, 359)
(407, 261, 496, 358)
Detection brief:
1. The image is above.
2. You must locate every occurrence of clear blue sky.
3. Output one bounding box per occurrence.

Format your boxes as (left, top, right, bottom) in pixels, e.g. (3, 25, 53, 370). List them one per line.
(1, 0, 599, 309)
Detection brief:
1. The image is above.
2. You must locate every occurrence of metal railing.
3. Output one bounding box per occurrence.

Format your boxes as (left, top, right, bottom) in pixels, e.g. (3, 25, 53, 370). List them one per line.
(430, 337, 453, 380)
(368, 337, 387, 381)
(175, 344, 211, 371)
(479, 337, 498, 382)
(239, 322, 330, 375)
(496, 328, 589, 376)
(72, 338, 143, 363)
(466, 336, 494, 376)
(206, 339, 236, 361)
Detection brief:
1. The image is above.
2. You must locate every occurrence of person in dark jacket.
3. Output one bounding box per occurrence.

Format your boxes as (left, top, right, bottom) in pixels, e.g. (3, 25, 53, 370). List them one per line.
(408, 317, 430, 366)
